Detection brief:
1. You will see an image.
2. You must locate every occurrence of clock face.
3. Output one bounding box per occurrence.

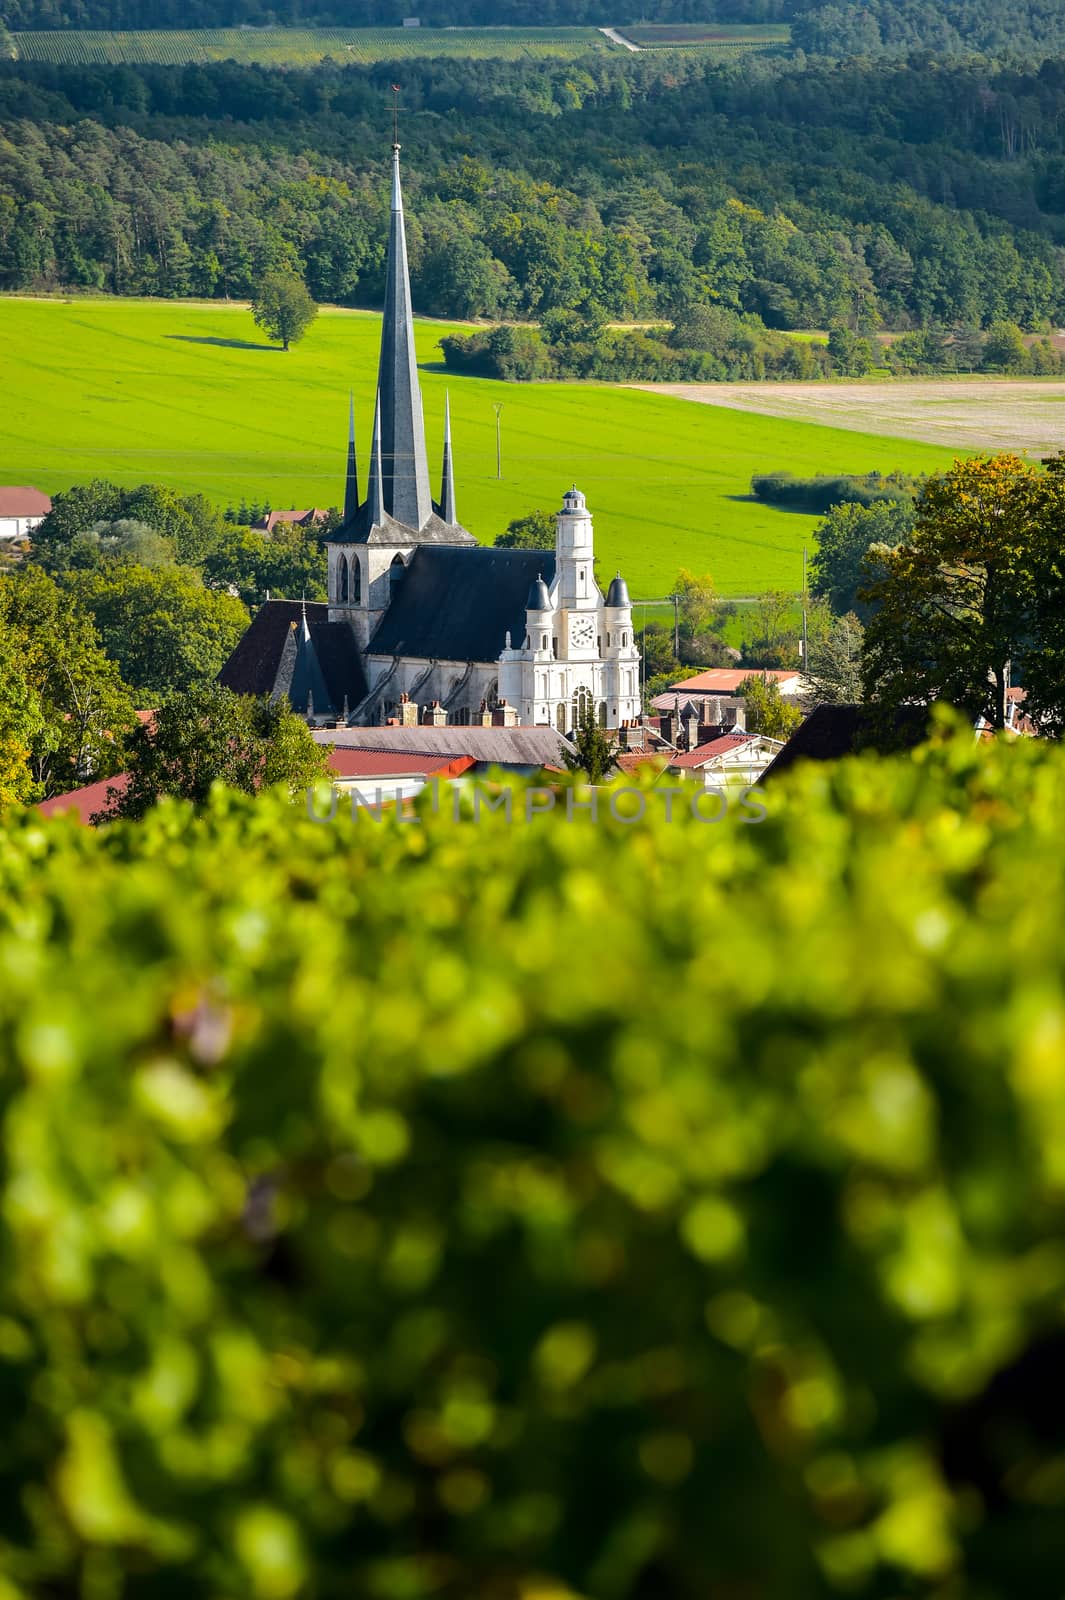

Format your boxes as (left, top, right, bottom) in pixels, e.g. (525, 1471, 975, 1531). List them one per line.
(570, 616, 596, 650)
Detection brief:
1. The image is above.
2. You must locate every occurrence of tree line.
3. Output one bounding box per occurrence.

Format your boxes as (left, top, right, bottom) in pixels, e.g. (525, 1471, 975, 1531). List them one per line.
(2, 52, 1065, 331)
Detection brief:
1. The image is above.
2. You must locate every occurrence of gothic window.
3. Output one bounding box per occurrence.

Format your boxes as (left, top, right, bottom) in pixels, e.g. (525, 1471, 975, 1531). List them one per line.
(337, 553, 348, 604)
(572, 686, 592, 727)
(556, 702, 567, 732)
(389, 554, 406, 594)
(352, 557, 362, 604)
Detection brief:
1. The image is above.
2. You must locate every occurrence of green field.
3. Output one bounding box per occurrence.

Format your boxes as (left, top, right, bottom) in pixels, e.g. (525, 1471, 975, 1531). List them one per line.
(0, 298, 960, 596)
(9, 25, 614, 65)
(619, 22, 790, 53)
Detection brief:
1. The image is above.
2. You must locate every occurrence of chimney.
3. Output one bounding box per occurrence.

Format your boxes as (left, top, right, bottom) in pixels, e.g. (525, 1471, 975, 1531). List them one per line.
(491, 700, 519, 727)
(399, 692, 419, 728)
(479, 699, 494, 727)
(685, 711, 700, 751)
(425, 699, 448, 727)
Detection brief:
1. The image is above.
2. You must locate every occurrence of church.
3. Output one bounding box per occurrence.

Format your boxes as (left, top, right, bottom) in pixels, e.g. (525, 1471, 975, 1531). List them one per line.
(219, 142, 642, 734)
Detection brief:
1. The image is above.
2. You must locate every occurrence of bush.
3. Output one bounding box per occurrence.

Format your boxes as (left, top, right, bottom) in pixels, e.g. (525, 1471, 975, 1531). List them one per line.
(6, 733, 1065, 1595)
(751, 470, 921, 516)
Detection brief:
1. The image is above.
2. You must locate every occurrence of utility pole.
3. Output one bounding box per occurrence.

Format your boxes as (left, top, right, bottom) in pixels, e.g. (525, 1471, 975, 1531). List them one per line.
(672, 592, 680, 661)
(493, 403, 503, 480)
(801, 545, 809, 678)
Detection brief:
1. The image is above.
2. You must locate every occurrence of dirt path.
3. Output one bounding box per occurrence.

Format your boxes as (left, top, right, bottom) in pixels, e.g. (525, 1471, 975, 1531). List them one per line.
(627, 379, 1065, 456)
(599, 25, 641, 50)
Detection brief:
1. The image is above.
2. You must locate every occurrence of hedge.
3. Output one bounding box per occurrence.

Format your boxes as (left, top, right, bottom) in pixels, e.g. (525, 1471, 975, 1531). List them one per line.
(2, 729, 1065, 1598)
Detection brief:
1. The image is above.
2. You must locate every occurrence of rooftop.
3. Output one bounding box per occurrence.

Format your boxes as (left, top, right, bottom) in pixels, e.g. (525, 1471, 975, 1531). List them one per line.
(0, 486, 51, 517)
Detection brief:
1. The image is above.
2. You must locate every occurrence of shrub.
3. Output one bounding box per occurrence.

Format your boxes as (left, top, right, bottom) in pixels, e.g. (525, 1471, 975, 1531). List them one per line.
(4, 733, 1065, 1595)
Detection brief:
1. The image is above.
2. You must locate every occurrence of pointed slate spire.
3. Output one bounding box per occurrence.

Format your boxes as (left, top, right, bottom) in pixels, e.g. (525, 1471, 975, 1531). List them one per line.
(439, 391, 457, 525)
(365, 388, 385, 528)
(376, 142, 433, 531)
(290, 601, 334, 720)
(344, 391, 359, 523)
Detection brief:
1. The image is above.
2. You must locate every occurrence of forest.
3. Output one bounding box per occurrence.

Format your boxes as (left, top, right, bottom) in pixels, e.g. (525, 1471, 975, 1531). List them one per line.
(2, 50, 1065, 336)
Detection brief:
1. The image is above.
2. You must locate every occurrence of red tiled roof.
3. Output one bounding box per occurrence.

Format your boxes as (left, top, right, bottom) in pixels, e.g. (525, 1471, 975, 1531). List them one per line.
(0, 486, 51, 517)
(252, 510, 328, 533)
(34, 750, 476, 826)
(614, 751, 670, 776)
(329, 750, 476, 780)
(37, 774, 128, 823)
(670, 669, 801, 694)
(669, 733, 755, 768)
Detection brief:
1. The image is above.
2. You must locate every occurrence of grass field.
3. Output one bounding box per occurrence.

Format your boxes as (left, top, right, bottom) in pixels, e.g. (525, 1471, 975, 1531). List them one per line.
(9, 25, 615, 65)
(0, 298, 960, 597)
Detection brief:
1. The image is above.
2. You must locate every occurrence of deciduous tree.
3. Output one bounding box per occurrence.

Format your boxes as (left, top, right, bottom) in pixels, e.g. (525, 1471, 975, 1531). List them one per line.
(251, 271, 318, 351)
(98, 682, 331, 820)
(862, 454, 1043, 729)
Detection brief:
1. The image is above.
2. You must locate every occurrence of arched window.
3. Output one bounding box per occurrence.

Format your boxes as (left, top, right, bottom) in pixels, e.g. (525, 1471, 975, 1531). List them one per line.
(571, 685, 592, 729)
(556, 702, 567, 732)
(598, 701, 607, 727)
(337, 553, 348, 604)
(352, 557, 361, 604)
(390, 554, 406, 594)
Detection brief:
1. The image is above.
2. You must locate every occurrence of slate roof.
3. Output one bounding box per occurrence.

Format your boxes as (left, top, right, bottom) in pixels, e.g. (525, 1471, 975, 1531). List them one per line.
(369, 546, 557, 663)
(331, 504, 477, 547)
(218, 600, 367, 710)
(760, 703, 931, 781)
(318, 725, 576, 770)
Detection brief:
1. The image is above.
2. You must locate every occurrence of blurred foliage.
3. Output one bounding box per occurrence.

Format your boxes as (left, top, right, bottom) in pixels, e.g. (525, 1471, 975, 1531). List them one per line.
(3, 729, 1065, 1595)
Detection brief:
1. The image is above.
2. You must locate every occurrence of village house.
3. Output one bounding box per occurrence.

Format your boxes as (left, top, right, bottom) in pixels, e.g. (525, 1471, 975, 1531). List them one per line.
(0, 485, 51, 541)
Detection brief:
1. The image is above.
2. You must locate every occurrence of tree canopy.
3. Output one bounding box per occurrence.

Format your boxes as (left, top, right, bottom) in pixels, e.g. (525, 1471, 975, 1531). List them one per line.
(98, 681, 332, 820)
(251, 271, 318, 351)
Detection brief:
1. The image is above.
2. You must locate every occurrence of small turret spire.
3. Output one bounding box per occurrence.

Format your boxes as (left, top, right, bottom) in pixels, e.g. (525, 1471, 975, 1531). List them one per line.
(439, 391, 457, 525)
(366, 389, 385, 527)
(344, 392, 359, 523)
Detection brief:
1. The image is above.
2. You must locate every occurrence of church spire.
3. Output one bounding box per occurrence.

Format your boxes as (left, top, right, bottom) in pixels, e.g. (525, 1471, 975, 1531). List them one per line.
(366, 388, 385, 527)
(344, 391, 359, 523)
(376, 141, 433, 530)
(439, 391, 457, 525)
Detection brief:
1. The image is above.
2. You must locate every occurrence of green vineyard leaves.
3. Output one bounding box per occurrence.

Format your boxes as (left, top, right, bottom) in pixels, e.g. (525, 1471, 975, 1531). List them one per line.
(1, 731, 1065, 1596)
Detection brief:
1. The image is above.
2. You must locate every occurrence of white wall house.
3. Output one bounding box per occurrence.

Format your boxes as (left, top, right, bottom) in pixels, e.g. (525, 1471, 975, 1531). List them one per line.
(0, 486, 51, 541)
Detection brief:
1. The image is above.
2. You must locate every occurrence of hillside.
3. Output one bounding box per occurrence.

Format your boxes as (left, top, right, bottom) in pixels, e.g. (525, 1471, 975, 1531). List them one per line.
(0, 297, 959, 595)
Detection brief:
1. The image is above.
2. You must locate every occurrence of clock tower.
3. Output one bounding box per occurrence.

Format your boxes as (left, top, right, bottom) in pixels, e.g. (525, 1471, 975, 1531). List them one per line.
(497, 487, 642, 732)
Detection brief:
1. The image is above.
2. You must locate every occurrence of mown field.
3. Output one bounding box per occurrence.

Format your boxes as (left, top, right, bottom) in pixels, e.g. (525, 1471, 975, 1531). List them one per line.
(8, 25, 615, 65)
(0, 298, 959, 596)
(619, 22, 790, 52)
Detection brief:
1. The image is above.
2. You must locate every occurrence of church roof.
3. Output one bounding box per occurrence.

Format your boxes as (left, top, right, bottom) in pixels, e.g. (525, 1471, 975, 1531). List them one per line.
(218, 599, 367, 710)
(330, 502, 477, 547)
(369, 546, 556, 663)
